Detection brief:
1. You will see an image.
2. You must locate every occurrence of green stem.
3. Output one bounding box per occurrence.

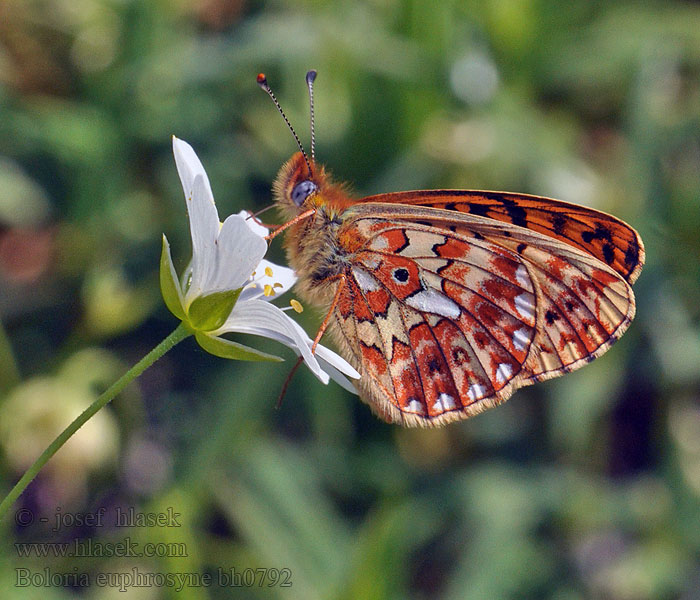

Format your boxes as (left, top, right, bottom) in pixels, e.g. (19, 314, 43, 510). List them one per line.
(0, 323, 191, 521)
(0, 318, 21, 394)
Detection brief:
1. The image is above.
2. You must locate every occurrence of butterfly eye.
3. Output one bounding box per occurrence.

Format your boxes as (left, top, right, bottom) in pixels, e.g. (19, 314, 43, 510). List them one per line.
(291, 180, 318, 206)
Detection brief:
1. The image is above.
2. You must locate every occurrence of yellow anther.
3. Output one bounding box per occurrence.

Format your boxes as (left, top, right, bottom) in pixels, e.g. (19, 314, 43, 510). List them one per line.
(290, 299, 303, 313)
(273, 282, 283, 288)
(264, 266, 274, 277)
(263, 284, 275, 297)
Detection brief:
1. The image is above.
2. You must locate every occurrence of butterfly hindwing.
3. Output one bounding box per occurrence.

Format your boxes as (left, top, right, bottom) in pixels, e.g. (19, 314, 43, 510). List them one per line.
(346, 202, 636, 387)
(334, 216, 538, 426)
(460, 220, 636, 383)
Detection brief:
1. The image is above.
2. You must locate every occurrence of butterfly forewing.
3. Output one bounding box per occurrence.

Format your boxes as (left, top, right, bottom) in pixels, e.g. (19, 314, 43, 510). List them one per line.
(358, 190, 645, 284)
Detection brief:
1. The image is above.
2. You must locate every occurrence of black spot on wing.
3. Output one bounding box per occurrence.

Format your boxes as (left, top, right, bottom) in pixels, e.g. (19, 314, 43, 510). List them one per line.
(581, 222, 613, 244)
(624, 241, 637, 267)
(623, 233, 641, 281)
(452, 347, 469, 365)
(602, 242, 615, 265)
(468, 203, 490, 217)
(393, 268, 410, 282)
(499, 197, 527, 227)
(552, 214, 567, 236)
(545, 309, 560, 325)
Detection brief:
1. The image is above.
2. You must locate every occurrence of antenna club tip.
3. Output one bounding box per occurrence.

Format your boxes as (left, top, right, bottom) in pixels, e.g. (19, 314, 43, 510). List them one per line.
(256, 73, 268, 87)
(306, 70, 317, 83)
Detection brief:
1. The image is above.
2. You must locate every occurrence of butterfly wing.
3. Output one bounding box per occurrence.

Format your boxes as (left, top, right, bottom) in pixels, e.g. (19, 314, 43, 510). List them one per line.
(333, 201, 638, 426)
(472, 223, 635, 384)
(332, 216, 538, 426)
(356, 190, 645, 284)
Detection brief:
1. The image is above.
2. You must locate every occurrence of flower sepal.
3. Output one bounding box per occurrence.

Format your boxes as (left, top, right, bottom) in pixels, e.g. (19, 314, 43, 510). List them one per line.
(160, 235, 186, 322)
(194, 331, 283, 362)
(188, 289, 242, 332)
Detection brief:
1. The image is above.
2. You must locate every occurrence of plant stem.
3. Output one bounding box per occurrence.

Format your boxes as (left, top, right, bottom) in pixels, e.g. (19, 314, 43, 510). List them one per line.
(0, 318, 21, 394)
(0, 323, 191, 521)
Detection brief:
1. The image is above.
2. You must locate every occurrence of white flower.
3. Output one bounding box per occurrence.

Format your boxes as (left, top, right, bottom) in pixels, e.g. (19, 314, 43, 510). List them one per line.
(160, 136, 359, 389)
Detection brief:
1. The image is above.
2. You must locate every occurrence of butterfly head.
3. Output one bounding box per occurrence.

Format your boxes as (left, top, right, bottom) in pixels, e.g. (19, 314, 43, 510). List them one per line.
(272, 151, 325, 219)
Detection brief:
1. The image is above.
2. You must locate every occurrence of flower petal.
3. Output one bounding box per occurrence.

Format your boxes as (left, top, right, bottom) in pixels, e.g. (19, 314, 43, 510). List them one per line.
(313, 344, 360, 381)
(214, 299, 329, 384)
(315, 354, 360, 394)
(237, 210, 269, 238)
(206, 214, 267, 293)
(173, 136, 214, 202)
(181, 260, 193, 293)
(185, 174, 220, 303)
(310, 342, 360, 393)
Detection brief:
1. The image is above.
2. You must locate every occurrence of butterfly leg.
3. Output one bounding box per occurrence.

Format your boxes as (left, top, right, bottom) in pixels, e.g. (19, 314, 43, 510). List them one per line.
(310, 273, 347, 353)
(265, 208, 317, 241)
(277, 356, 305, 408)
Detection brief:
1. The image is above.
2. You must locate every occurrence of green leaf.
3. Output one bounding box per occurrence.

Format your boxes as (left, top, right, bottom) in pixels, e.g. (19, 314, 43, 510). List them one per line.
(195, 331, 284, 362)
(160, 235, 186, 321)
(188, 288, 242, 331)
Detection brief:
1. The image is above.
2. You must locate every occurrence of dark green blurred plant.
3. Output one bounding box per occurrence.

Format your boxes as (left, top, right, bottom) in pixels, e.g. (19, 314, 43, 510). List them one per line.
(1, 1, 699, 599)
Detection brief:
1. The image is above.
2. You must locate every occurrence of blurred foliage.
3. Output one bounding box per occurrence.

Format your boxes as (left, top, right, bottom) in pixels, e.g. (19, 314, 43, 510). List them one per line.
(0, 0, 699, 598)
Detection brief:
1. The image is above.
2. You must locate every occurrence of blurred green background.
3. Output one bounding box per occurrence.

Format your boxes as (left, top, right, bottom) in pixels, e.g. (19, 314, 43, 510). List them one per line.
(1, 0, 699, 598)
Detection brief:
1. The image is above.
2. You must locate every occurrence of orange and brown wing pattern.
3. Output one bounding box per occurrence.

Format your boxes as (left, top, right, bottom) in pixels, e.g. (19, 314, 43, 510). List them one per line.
(358, 190, 645, 284)
(465, 221, 636, 384)
(333, 201, 639, 426)
(333, 217, 538, 427)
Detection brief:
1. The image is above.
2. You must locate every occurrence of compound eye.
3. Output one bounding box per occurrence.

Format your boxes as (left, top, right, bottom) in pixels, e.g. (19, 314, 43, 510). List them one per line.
(291, 180, 318, 206)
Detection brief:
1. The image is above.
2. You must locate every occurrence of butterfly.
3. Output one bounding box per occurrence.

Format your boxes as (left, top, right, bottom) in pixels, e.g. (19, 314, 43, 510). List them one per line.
(259, 71, 645, 428)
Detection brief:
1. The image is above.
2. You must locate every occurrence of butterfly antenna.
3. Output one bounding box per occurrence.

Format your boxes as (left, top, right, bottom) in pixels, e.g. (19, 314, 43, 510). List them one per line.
(257, 72, 313, 176)
(305, 70, 317, 162)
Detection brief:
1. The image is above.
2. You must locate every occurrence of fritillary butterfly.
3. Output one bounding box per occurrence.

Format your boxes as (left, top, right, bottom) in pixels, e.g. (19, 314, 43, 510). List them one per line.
(260, 72, 645, 427)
